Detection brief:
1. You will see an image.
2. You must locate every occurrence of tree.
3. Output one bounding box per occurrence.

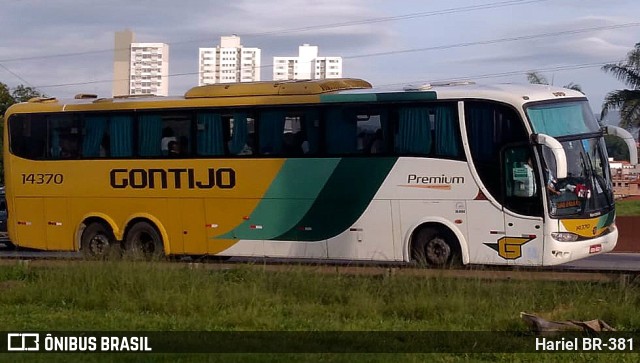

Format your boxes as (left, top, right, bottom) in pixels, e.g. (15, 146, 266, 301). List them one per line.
(601, 43, 640, 129)
(0, 82, 44, 116)
(604, 134, 630, 161)
(0, 82, 45, 184)
(0, 83, 13, 117)
(526, 71, 583, 93)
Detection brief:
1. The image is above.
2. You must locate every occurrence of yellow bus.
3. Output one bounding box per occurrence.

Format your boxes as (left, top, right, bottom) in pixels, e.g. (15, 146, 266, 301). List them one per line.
(3, 78, 636, 265)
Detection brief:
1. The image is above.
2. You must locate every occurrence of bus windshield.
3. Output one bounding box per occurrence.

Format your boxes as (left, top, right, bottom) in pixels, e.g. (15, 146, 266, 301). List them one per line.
(526, 100, 614, 218)
(540, 137, 613, 218)
(526, 100, 600, 137)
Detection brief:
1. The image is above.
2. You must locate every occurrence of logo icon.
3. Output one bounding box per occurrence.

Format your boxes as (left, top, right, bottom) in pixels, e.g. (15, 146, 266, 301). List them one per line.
(484, 236, 534, 260)
(7, 333, 39, 351)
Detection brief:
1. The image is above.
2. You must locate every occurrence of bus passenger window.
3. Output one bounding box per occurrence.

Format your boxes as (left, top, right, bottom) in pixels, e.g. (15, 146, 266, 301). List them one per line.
(227, 114, 254, 156)
(258, 110, 286, 155)
(325, 107, 387, 156)
(196, 112, 225, 156)
(157, 113, 192, 158)
(396, 107, 431, 155)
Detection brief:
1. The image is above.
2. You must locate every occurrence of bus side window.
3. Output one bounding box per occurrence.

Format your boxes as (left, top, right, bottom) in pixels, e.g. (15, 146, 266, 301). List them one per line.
(196, 112, 225, 156)
(9, 115, 47, 159)
(395, 107, 431, 155)
(49, 114, 79, 159)
(258, 110, 286, 155)
(465, 101, 528, 204)
(325, 107, 357, 155)
(503, 146, 542, 216)
(227, 113, 254, 156)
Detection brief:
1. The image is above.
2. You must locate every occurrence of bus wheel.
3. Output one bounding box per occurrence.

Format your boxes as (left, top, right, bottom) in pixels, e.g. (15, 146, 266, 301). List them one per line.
(411, 227, 460, 267)
(81, 222, 119, 259)
(124, 222, 164, 260)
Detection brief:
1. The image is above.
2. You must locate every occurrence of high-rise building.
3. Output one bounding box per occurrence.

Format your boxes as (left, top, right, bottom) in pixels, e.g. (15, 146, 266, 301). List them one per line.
(198, 35, 261, 85)
(273, 44, 342, 81)
(112, 30, 169, 97)
(129, 42, 169, 96)
(112, 30, 134, 97)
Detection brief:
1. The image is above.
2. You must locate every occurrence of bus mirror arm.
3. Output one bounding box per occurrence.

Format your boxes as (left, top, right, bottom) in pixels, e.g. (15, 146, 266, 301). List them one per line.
(604, 125, 638, 166)
(531, 133, 568, 179)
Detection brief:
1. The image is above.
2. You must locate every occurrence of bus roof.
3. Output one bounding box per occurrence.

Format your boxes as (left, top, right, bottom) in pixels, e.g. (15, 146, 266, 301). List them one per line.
(5, 78, 587, 115)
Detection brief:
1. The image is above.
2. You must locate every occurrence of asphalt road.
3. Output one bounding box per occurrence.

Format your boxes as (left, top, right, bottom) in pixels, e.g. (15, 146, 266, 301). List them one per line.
(0, 241, 637, 271)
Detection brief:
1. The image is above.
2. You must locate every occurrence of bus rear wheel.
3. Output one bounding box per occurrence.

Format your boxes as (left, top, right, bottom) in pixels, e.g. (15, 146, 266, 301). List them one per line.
(81, 222, 119, 259)
(411, 227, 460, 267)
(124, 222, 164, 260)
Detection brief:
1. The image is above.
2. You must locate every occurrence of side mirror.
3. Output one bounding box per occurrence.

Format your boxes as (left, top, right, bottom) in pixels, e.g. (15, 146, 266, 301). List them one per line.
(531, 133, 568, 179)
(604, 125, 638, 166)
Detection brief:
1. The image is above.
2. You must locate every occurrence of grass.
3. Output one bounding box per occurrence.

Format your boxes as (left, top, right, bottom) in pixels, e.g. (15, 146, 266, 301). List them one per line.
(0, 261, 639, 362)
(616, 199, 640, 216)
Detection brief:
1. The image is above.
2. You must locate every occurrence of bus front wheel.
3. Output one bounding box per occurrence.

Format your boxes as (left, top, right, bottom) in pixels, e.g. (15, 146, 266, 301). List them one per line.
(411, 227, 460, 267)
(124, 222, 164, 260)
(81, 222, 119, 259)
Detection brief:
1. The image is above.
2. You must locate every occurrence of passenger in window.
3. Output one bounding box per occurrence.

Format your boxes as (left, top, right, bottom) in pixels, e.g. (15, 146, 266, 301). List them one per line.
(546, 169, 561, 196)
(60, 137, 79, 158)
(236, 133, 254, 155)
(168, 140, 180, 158)
(369, 129, 384, 154)
(301, 140, 310, 154)
(161, 127, 176, 155)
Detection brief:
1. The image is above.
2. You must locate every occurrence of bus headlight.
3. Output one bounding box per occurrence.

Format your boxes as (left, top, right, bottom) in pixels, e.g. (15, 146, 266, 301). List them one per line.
(551, 232, 580, 242)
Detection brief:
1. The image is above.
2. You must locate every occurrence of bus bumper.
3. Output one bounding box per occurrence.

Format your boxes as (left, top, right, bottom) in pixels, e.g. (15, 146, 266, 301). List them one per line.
(542, 224, 618, 266)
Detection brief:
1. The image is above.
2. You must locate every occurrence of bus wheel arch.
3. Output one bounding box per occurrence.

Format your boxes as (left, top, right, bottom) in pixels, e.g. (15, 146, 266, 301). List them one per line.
(408, 221, 466, 267)
(79, 218, 120, 258)
(123, 218, 165, 259)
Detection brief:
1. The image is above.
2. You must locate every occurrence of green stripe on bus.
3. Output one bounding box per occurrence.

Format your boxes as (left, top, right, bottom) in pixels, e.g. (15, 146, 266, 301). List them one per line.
(376, 92, 437, 102)
(597, 211, 615, 229)
(320, 94, 377, 103)
(217, 158, 340, 240)
(320, 92, 437, 103)
(275, 157, 397, 241)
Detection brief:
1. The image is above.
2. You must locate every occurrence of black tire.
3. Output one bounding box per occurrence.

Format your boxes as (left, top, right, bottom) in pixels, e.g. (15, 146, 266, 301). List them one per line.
(124, 221, 164, 260)
(411, 227, 461, 268)
(81, 222, 120, 259)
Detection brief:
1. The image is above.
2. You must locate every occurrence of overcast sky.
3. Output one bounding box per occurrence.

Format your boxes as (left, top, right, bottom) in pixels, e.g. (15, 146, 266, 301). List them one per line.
(1, 0, 639, 115)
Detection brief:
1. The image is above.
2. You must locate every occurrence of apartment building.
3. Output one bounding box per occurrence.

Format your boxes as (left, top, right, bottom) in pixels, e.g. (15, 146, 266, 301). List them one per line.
(198, 35, 261, 85)
(112, 30, 169, 97)
(129, 42, 169, 96)
(273, 44, 342, 81)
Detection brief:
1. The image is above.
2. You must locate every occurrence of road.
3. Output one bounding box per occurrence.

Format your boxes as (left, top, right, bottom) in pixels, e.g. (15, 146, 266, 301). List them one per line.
(0, 241, 637, 271)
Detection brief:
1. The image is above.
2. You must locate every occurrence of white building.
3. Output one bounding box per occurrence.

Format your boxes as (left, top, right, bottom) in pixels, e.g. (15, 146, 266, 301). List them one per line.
(273, 44, 342, 81)
(112, 30, 169, 97)
(198, 35, 261, 85)
(129, 42, 169, 96)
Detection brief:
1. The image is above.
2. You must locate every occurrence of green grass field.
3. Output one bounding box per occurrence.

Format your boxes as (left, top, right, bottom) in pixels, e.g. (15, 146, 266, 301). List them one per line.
(616, 199, 640, 216)
(0, 261, 639, 362)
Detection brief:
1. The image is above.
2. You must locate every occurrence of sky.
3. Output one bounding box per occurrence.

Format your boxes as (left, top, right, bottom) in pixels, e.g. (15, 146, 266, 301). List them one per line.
(0, 0, 639, 118)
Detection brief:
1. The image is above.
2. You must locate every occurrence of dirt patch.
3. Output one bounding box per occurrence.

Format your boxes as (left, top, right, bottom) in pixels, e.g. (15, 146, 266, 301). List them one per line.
(0, 280, 25, 290)
(619, 195, 640, 201)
